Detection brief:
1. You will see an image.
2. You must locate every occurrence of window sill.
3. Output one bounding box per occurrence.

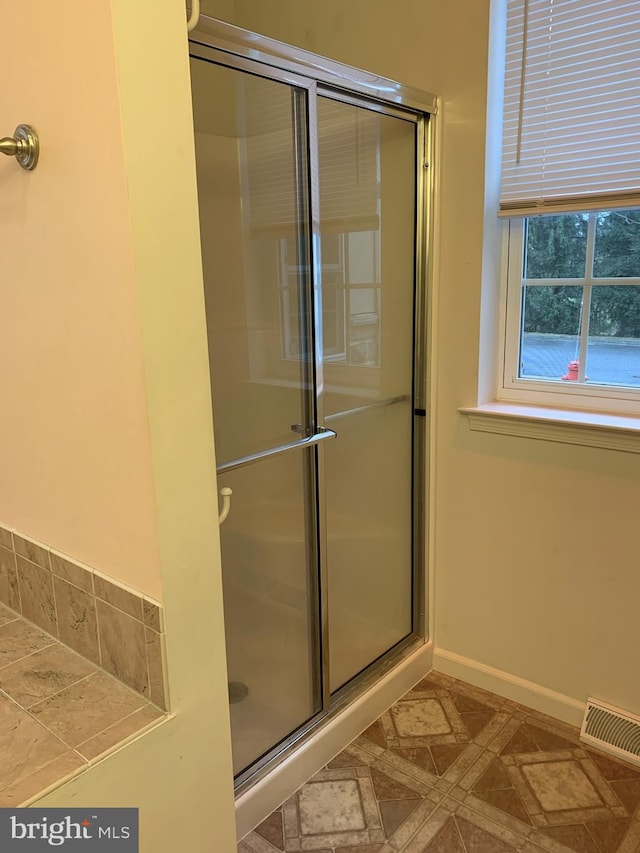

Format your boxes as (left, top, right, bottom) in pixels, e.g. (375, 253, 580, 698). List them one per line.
(459, 403, 640, 453)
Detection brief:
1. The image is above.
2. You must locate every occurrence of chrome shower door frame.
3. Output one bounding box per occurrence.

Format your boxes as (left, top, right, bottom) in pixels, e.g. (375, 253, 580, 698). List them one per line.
(189, 16, 435, 795)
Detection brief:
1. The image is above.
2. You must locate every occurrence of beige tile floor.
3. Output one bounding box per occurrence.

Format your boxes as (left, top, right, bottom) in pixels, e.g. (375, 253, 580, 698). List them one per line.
(0, 602, 164, 805)
(239, 671, 640, 853)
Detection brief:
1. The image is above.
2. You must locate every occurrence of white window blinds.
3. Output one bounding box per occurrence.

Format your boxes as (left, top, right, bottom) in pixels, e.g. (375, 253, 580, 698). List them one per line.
(242, 78, 379, 233)
(499, 0, 640, 217)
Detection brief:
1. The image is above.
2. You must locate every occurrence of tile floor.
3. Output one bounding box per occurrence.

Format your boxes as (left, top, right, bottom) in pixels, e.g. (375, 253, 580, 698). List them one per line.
(239, 671, 640, 853)
(0, 602, 164, 805)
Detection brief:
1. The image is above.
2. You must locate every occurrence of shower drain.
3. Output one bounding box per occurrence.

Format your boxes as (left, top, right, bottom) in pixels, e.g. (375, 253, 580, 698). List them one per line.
(228, 681, 249, 704)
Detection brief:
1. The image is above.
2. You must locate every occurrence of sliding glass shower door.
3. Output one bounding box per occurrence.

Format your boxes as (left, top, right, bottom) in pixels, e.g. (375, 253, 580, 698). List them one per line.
(191, 60, 325, 775)
(189, 32, 428, 786)
(316, 96, 417, 692)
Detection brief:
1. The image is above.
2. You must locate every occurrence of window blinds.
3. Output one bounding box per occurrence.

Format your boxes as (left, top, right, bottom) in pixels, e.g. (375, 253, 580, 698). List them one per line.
(499, 0, 640, 217)
(242, 77, 380, 233)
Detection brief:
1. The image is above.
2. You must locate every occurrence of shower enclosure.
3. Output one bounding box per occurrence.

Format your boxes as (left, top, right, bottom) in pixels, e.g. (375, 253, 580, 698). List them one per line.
(189, 18, 434, 792)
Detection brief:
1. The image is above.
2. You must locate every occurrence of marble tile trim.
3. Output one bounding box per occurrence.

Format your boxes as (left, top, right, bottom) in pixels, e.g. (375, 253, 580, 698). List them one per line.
(0, 522, 167, 709)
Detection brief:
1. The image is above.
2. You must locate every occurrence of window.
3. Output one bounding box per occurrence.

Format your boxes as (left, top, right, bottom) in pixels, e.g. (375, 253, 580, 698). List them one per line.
(498, 1, 640, 413)
(504, 211, 640, 409)
(278, 230, 381, 368)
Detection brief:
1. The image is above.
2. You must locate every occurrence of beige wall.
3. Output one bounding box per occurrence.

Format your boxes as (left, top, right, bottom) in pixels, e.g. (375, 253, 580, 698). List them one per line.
(5, 2, 237, 850)
(208, 0, 640, 719)
(0, 2, 161, 597)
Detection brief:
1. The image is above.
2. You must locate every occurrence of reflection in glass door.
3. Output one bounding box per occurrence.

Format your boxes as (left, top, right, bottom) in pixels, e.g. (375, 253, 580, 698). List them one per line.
(190, 34, 429, 787)
(191, 60, 325, 776)
(316, 97, 417, 692)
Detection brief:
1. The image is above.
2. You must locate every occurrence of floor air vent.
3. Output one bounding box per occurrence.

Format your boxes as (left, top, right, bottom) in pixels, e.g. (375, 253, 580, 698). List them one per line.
(580, 698, 640, 767)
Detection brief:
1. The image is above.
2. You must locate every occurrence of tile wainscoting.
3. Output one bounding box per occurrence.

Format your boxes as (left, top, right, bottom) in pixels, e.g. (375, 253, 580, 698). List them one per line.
(0, 603, 165, 806)
(0, 523, 167, 710)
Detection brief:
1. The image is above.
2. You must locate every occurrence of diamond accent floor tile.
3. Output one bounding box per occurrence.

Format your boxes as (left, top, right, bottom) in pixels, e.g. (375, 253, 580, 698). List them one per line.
(280, 768, 385, 851)
(239, 673, 640, 853)
(390, 699, 452, 737)
(299, 780, 366, 834)
(522, 760, 603, 812)
(356, 674, 508, 793)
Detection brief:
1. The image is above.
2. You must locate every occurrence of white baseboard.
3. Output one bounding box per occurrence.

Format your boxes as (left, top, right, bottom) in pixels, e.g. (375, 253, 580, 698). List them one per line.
(236, 641, 433, 841)
(433, 647, 584, 727)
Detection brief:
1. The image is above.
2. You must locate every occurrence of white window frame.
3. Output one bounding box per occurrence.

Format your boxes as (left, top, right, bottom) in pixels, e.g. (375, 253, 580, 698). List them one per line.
(499, 215, 640, 416)
(277, 231, 382, 368)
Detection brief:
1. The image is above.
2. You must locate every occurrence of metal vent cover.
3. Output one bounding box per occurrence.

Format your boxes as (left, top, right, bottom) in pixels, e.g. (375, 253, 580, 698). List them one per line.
(580, 698, 640, 768)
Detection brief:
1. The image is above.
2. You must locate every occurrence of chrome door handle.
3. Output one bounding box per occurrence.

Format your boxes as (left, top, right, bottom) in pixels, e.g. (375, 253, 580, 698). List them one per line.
(300, 427, 337, 445)
(312, 427, 337, 441)
(217, 428, 337, 474)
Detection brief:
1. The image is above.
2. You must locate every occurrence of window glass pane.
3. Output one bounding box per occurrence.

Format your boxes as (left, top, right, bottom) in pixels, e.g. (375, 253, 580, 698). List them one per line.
(520, 285, 583, 379)
(348, 287, 379, 366)
(322, 285, 344, 355)
(586, 286, 640, 387)
(593, 210, 640, 278)
(524, 214, 589, 279)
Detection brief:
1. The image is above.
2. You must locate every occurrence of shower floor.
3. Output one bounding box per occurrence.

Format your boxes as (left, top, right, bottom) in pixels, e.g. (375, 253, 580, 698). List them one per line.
(239, 670, 640, 853)
(225, 583, 314, 775)
(225, 582, 402, 776)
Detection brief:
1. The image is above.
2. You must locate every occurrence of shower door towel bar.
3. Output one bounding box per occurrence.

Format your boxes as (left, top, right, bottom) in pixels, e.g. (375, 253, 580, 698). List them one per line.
(216, 428, 337, 474)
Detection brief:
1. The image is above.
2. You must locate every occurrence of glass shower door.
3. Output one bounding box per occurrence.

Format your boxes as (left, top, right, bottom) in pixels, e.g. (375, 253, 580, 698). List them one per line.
(190, 58, 325, 776)
(315, 96, 418, 692)
(190, 34, 427, 786)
